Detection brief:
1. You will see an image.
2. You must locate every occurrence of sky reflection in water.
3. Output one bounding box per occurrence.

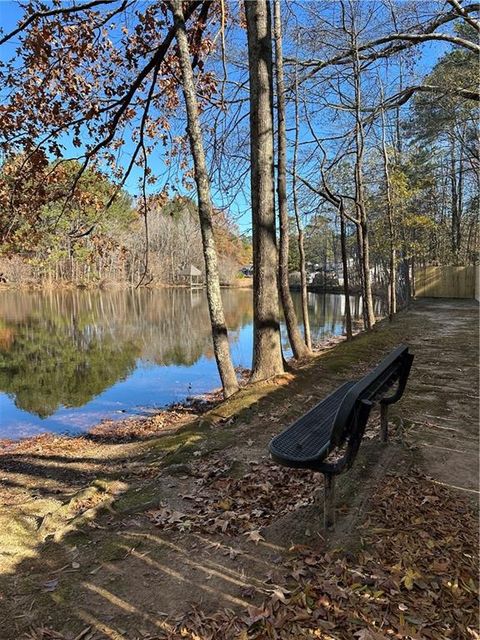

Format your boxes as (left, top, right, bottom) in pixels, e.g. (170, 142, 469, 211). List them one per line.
(0, 288, 377, 439)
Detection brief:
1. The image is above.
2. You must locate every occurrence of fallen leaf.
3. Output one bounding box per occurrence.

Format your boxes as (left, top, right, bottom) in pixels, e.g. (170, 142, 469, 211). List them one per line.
(244, 529, 264, 544)
(402, 568, 421, 590)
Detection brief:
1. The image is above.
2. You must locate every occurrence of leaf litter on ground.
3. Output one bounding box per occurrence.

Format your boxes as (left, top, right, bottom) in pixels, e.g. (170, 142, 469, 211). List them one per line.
(25, 466, 478, 640)
(145, 469, 478, 640)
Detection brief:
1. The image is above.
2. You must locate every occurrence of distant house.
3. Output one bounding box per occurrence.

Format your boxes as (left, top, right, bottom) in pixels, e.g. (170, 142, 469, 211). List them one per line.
(240, 265, 253, 277)
(182, 264, 203, 288)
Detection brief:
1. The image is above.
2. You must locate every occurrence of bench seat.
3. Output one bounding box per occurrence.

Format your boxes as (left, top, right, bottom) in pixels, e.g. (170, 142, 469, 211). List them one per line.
(270, 381, 356, 468)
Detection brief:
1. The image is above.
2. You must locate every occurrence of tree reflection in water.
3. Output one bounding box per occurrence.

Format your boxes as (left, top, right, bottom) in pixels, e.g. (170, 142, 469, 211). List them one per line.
(0, 288, 377, 438)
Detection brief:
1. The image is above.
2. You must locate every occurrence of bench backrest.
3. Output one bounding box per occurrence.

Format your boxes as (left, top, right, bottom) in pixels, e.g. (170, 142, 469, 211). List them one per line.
(329, 344, 414, 449)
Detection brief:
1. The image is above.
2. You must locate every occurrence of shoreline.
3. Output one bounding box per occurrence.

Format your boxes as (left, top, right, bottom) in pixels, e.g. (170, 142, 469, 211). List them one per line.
(0, 279, 254, 292)
(0, 394, 220, 454)
(0, 334, 350, 452)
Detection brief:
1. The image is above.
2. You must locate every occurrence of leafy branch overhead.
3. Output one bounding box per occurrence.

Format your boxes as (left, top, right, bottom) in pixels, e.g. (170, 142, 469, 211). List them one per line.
(0, 0, 217, 240)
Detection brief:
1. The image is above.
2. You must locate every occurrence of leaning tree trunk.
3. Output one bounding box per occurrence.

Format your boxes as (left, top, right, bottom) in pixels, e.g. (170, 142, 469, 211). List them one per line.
(245, 0, 284, 381)
(170, 0, 238, 398)
(273, 0, 309, 359)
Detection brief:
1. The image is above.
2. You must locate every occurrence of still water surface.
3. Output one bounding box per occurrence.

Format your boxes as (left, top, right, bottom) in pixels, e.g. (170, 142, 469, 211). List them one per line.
(0, 288, 375, 439)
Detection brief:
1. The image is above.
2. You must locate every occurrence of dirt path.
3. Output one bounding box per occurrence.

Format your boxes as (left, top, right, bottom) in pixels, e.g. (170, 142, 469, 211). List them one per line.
(0, 299, 478, 640)
(399, 299, 479, 493)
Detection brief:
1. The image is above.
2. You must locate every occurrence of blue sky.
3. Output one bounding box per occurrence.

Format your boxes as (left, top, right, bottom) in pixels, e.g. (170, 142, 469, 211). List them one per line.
(0, 1, 451, 234)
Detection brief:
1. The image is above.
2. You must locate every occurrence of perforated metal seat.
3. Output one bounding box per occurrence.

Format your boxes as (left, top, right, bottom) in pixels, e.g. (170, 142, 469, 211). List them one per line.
(269, 381, 356, 466)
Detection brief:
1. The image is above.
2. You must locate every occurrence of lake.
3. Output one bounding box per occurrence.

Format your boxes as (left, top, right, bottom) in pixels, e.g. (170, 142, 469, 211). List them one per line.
(0, 288, 376, 439)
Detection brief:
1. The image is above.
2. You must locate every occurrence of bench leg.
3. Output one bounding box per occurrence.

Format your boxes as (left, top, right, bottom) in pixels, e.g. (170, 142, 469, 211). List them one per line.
(381, 403, 388, 442)
(324, 473, 336, 530)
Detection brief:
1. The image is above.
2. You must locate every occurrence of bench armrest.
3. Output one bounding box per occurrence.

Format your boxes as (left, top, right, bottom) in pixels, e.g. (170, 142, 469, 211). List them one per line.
(381, 352, 414, 406)
(312, 399, 373, 475)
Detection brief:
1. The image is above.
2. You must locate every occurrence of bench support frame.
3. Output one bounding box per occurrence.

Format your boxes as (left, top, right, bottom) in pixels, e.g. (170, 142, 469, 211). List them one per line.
(317, 399, 373, 531)
(324, 473, 336, 530)
(380, 403, 389, 442)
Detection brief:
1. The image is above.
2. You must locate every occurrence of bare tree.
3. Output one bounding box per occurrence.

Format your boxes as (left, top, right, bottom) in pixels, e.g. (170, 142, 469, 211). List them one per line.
(349, 3, 375, 328)
(379, 87, 397, 319)
(273, 0, 309, 359)
(292, 62, 312, 349)
(170, 0, 239, 398)
(296, 167, 354, 340)
(286, 3, 480, 81)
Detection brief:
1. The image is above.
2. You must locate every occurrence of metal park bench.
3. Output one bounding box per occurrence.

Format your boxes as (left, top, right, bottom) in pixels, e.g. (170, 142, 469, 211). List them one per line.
(269, 345, 414, 529)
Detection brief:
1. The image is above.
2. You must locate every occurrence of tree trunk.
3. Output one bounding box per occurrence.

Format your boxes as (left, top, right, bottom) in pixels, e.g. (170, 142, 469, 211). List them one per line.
(170, 0, 239, 398)
(380, 101, 397, 319)
(355, 222, 368, 327)
(273, 0, 309, 359)
(457, 145, 463, 259)
(245, 0, 284, 381)
(351, 21, 375, 329)
(356, 132, 375, 330)
(411, 252, 416, 298)
(292, 55, 311, 350)
(339, 201, 353, 339)
(298, 228, 311, 347)
(450, 138, 459, 258)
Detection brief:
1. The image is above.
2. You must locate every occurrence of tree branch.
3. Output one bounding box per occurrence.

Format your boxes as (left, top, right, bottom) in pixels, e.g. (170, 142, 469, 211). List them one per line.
(383, 83, 480, 108)
(0, 0, 119, 46)
(446, 0, 480, 33)
(286, 4, 480, 81)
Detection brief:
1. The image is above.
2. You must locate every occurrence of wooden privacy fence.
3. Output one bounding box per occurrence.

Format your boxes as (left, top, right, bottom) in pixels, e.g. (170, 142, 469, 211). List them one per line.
(415, 265, 476, 299)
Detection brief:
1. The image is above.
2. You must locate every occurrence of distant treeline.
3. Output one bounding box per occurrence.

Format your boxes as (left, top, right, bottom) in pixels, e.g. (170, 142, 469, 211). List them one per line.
(0, 160, 251, 287)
